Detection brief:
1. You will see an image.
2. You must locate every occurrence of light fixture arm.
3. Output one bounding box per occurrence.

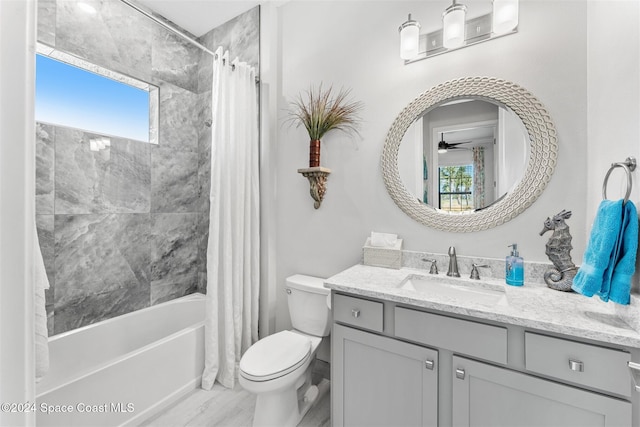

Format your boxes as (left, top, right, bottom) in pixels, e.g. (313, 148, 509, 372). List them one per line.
(443, 0, 467, 16)
(398, 13, 419, 32)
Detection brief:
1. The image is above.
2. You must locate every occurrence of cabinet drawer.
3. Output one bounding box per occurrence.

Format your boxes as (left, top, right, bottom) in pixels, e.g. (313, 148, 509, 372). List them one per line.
(525, 332, 631, 397)
(333, 294, 383, 333)
(395, 307, 507, 364)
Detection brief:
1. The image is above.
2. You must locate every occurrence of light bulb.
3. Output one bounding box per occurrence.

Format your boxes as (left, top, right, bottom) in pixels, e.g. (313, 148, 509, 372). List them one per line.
(399, 14, 421, 60)
(443, 2, 467, 49)
(492, 0, 519, 34)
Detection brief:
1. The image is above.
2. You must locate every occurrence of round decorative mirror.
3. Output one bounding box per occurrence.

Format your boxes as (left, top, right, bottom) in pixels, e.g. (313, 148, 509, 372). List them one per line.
(382, 77, 558, 232)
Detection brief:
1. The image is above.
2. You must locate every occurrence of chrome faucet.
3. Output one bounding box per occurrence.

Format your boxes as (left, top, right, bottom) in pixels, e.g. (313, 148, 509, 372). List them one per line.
(470, 263, 489, 280)
(422, 258, 439, 274)
(447, 246, 460, 277)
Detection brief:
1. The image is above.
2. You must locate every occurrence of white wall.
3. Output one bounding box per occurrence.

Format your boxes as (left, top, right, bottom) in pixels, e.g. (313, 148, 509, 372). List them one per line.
(0, 0, 36, 424)
(498, 107, 528, 196)
(271, 0, 590, 332)
(398, 119, 424, 200)
(586, 0, 640, 290)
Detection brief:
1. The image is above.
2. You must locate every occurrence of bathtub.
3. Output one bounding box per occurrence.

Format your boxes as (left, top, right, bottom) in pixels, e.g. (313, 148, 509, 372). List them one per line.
(36, 293, 205, 427)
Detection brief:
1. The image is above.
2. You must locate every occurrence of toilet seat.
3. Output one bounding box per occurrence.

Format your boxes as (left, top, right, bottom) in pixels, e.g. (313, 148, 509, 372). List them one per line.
(239, 331, 311, 382)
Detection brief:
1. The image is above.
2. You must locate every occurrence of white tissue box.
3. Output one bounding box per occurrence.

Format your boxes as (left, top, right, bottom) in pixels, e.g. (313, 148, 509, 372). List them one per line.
(363, 238, 403, 269)
(370, 232, 398, 247)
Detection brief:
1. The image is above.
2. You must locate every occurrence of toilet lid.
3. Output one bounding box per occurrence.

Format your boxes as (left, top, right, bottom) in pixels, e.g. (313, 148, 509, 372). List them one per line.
(239, 331, 311, 382)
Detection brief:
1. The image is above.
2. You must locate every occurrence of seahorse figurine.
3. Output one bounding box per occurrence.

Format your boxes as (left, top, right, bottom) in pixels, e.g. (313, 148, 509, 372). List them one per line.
(539, 210, 577, 291)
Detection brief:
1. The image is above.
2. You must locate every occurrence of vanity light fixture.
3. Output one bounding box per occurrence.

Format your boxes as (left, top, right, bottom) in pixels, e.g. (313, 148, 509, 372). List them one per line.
(492, 0, 519, 34)
(442, 0, 467, 49)
(399, 14, 421, 60)
(399, 0, 519, 64)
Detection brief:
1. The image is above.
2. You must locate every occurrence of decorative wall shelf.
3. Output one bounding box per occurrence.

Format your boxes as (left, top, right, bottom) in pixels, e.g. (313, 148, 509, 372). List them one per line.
(298, 167, 331, 209)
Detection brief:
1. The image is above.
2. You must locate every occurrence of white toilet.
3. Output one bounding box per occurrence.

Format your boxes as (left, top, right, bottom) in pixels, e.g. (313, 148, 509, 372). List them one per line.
(239, 274, 331, 427)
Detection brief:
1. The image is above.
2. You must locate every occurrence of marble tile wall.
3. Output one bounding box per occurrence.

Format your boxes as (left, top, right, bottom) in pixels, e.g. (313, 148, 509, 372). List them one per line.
(152, 83, 200, 213)
(195, 6, 261, 293)
(35, 0, 226, 335)
(36, 121, 204, 334)
(53, 213, 151, 333)
(54, 127, 151, 214)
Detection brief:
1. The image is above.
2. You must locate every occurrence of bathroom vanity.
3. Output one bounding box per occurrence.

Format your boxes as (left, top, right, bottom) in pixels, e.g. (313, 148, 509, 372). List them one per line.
(327, 264, 640, 427)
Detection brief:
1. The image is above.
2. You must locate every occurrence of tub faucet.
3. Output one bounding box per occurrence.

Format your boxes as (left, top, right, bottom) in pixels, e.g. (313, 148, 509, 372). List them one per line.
(447, 246, 460, 277)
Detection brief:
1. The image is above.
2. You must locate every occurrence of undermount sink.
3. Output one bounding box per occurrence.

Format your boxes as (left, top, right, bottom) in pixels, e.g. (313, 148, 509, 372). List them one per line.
(399, 274, 508, 307)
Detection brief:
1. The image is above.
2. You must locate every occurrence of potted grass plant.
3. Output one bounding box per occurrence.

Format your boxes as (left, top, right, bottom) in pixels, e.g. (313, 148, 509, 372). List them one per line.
(287, 84, 363, 167)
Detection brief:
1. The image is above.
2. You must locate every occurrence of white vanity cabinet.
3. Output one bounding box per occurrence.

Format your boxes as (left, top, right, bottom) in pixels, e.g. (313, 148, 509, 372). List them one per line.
(331, 292, 637, 427)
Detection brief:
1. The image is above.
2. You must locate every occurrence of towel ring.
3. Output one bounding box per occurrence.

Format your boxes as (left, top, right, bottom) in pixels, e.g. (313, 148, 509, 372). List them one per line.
(602, 157, 636, 204)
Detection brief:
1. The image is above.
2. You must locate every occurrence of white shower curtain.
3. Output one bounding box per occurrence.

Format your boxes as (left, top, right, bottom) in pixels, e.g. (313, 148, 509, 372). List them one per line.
(201, 47, 260, 390)
(35, 224, 50, 383)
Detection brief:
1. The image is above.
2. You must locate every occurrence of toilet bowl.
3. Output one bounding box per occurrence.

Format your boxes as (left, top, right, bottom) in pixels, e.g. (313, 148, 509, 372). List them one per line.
(239, 275, 331, 427)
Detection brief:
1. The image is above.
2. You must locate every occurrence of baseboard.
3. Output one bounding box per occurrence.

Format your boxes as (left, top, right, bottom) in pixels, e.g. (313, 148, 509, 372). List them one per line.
(120, 377, 202, 427)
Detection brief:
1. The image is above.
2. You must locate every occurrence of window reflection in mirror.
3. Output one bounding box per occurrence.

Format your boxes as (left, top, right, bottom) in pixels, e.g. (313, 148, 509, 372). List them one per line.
(439, 165, 473, 212)
(398, 99, 528, 213)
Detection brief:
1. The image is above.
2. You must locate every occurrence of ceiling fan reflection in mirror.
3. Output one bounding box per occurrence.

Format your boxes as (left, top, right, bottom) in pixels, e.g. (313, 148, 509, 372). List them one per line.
(437, 132, 473, 153)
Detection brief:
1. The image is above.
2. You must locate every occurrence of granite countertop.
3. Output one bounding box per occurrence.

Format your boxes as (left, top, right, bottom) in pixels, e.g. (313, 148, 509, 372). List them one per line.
(325, 264, 640, 349)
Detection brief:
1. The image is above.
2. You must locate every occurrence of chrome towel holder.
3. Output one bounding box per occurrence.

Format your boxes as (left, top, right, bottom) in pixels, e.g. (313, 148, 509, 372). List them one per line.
(602, 157, 637, 204)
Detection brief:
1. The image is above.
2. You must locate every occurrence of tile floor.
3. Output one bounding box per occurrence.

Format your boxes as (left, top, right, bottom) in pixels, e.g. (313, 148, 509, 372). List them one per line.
(139, 362, 331, 427)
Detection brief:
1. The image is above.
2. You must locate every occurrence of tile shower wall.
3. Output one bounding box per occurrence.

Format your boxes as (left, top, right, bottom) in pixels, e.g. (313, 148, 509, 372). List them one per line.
(34, 0, 260, 335)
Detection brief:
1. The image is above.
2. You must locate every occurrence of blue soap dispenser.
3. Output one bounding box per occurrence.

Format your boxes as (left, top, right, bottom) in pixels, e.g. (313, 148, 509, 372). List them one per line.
(506, 243, 524, 286)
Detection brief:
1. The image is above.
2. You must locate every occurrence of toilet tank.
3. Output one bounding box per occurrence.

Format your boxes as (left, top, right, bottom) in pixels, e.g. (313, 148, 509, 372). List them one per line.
(286, 274, 331, 337)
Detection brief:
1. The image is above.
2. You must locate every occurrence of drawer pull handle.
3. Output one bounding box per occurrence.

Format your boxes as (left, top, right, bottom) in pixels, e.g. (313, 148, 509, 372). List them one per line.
(569, 359, 584, 372)
(628, 361, 640, 392)
(352, 309, 360, 318)
(455, 368, 466, 380)
(425, 359, 435, 370)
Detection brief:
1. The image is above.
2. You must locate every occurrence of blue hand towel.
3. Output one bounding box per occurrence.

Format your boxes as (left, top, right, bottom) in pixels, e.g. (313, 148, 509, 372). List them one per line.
(608, 201, 638, 305)
(572, 200, 624, 297)
(598, 201, 627, 302)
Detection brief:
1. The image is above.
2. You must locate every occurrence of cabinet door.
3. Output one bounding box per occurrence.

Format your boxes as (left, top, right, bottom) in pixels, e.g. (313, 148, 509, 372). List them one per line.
(332, 324, 438, 427)
(452, 356, 631, 427)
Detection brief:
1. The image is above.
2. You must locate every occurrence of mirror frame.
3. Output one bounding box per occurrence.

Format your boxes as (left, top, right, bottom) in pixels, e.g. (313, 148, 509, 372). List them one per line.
(382, 76, 558, 232)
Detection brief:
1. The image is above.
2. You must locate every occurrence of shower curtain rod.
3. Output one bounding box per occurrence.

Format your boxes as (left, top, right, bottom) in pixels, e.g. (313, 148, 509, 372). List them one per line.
(119, 0, 218, 58)
(119, 0, 259, 84)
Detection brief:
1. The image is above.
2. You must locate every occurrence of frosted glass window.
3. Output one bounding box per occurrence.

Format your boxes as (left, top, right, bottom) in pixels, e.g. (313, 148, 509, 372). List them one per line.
(35, 44, 158, 143)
